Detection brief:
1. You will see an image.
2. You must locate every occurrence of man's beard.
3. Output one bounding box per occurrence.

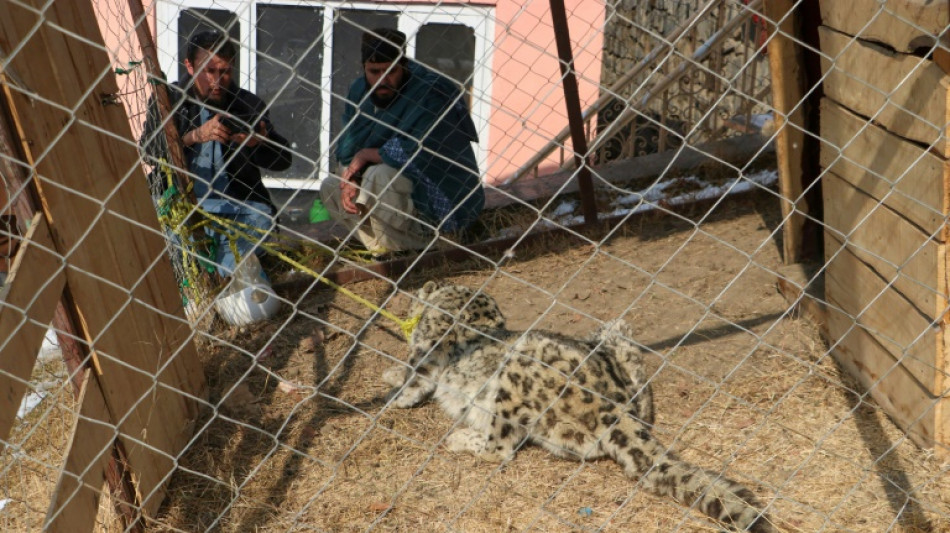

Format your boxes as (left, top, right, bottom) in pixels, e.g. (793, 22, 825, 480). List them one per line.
(370, 87, 398, 108)
(200, 84, 233, 107)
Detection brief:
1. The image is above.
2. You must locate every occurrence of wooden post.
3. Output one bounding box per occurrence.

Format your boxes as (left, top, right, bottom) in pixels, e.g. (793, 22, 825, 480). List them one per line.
(0, 213, 65, 443)
(0, 78, 87, 395)
(763, 0, 822, 264)
(0, 0, 207, 527)
(0, 80, 144, 528)
(126, 0, 192, 195)
(44, 373, 125, 532)
(126, 0, 219, 304)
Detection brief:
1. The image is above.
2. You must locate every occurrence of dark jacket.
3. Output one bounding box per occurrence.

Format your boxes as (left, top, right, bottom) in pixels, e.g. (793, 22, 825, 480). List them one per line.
(336, 62, 484, 232)
(140, 77, 292, 212)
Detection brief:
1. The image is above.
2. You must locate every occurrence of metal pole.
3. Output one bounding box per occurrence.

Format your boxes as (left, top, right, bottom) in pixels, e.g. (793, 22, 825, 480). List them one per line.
(548, 0, 598, 225)
(511, 0, 723, 183)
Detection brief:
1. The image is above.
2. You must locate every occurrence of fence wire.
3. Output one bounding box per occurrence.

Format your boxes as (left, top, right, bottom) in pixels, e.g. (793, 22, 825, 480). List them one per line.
(2, 0, 949, 532)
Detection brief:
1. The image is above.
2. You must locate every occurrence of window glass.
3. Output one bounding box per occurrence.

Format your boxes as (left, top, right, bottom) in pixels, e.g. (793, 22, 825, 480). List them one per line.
(256, 5, 325, 179)
(416, 23, 475, 97)
(168, 5, 488, 182)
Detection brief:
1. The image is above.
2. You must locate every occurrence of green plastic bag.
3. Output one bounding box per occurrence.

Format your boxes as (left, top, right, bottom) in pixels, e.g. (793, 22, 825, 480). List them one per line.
(309, 197, 331, 223)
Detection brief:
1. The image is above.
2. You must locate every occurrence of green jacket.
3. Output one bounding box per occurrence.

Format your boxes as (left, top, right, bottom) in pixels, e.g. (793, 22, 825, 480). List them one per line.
(336, 62, 484, 232)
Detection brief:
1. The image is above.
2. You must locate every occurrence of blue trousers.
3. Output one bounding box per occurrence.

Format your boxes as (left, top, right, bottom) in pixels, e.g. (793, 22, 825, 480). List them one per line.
(200, 199, 274, 278)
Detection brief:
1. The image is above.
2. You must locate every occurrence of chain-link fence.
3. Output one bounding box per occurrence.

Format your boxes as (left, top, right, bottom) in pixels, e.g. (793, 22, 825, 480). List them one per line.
(2, 0, 949, 531)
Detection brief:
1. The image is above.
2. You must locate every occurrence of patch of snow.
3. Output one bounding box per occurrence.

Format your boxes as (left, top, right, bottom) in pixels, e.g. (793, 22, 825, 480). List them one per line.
(496, 226, 523, 239)
(528, 167, 779, 230)
(42, 327, 59, 350)
(17, 391, 46, 419)
(549, 200, 577, 218)
(0, 498, 10, 511)
(550, 168, 778, 226)
(554, 214, 585, 226)
(37, 327, 62, 364)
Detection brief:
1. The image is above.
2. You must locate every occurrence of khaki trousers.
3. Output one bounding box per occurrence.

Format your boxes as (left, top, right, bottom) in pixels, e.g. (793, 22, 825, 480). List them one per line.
(320, 164, 433, 253)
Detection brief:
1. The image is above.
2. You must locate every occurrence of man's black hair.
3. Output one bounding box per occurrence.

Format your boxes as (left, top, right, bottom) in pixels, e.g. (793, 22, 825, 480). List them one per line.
(361, 28, 407, 64)
(187, 29, 237, 63)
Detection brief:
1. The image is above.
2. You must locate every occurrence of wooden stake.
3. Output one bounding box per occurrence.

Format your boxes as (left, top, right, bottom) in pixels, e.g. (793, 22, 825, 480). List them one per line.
(0, 71, 144, 533)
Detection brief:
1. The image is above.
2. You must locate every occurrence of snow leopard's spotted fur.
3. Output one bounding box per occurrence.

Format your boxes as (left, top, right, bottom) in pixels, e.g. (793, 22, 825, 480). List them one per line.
(384, 281, 771, 532)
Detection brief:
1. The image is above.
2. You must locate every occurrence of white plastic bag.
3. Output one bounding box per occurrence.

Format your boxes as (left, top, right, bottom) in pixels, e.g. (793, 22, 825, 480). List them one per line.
(215, 254, 281, 326)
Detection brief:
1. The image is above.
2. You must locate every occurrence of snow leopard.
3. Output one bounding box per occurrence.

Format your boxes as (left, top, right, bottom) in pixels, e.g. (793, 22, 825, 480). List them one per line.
(383, 281, 771, 532)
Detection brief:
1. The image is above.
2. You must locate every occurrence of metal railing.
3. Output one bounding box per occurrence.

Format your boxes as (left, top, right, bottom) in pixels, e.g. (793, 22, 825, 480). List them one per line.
(509, 0, 769, 184)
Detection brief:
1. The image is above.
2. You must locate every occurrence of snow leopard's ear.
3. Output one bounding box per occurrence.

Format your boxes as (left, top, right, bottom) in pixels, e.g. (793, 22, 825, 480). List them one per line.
(415, 280, 442, 302)
(594, 319, 636, 342)
(410, 280, 445, 316)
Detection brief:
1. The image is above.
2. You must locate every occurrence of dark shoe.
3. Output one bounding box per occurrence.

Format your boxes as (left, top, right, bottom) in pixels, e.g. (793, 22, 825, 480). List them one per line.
(370, 249, 416, 262)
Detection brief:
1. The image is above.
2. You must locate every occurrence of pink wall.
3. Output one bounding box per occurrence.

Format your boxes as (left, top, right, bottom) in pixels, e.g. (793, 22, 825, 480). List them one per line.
(486, 0, 603, 185)
(94, 0, 156, 138)
(324, 0, 606, 185)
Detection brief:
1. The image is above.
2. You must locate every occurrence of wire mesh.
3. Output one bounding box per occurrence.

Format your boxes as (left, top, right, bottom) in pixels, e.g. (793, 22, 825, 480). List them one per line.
(1, 0, 949, 532)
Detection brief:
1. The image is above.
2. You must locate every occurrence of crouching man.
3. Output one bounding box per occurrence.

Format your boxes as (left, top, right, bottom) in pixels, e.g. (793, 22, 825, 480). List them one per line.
(322, 28, 484, 257)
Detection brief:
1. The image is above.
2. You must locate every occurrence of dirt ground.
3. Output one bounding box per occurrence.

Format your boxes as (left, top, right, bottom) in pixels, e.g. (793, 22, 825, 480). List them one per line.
(8, 189, 947, 532)
(129, 189, 945, 533)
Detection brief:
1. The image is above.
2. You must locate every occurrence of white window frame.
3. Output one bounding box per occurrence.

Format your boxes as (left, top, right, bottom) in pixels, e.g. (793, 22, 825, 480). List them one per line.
(155, 0, 495, 190)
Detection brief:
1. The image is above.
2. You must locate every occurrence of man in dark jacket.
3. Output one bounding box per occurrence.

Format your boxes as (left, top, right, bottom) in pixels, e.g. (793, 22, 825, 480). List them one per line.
(140, 29, 292, 277)
(321, 28, 484, 256)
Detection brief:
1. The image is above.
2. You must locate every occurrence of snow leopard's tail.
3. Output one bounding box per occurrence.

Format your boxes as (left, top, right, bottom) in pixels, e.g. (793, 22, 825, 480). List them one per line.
(601, 415, 772, 532)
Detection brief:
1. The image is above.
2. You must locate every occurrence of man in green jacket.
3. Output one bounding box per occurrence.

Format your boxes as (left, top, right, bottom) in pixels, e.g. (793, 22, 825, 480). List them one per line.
(321, 28, 484, 256)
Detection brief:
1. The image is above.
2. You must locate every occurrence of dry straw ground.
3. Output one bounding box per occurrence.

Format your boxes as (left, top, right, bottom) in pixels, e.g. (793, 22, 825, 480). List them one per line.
(3, 189, 949, 532)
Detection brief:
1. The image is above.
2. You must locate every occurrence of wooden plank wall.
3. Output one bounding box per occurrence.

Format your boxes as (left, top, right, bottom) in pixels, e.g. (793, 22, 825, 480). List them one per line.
(817, 0, 950, 453)
(823, 174, 939, 399)
(820, 0, 949, 53)
(0, 0, 207, 523)
(0, 214, 65, 442)
(819, 26, 950, 156)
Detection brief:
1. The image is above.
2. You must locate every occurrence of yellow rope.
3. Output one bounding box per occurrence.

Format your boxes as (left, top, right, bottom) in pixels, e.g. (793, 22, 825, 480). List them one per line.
(204, 214, 419, 341)
(154, 162, 217, 304)
(265, 246, 420, 342)
(155, 168, 419, 341)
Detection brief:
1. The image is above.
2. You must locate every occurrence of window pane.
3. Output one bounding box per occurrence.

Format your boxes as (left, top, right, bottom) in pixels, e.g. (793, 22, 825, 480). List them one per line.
(416, 23, 475, 92)
(329, 10, 397, 167)
(256, 5, 324, 180)
(177, 9, 240, 82)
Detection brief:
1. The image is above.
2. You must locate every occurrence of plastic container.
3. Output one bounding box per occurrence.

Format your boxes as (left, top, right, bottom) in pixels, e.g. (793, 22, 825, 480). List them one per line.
(309, 197, 331, 223)
(214, 254, 281, 326)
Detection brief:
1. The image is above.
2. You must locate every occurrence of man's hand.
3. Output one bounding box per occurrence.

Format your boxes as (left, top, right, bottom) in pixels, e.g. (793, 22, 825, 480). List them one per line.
(230, 120, 267, 148)
(186, 114, 231, 145)
(340, 179, 361, 215)
(340, 148, 382, 215)
(341, 148, 381, 182)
